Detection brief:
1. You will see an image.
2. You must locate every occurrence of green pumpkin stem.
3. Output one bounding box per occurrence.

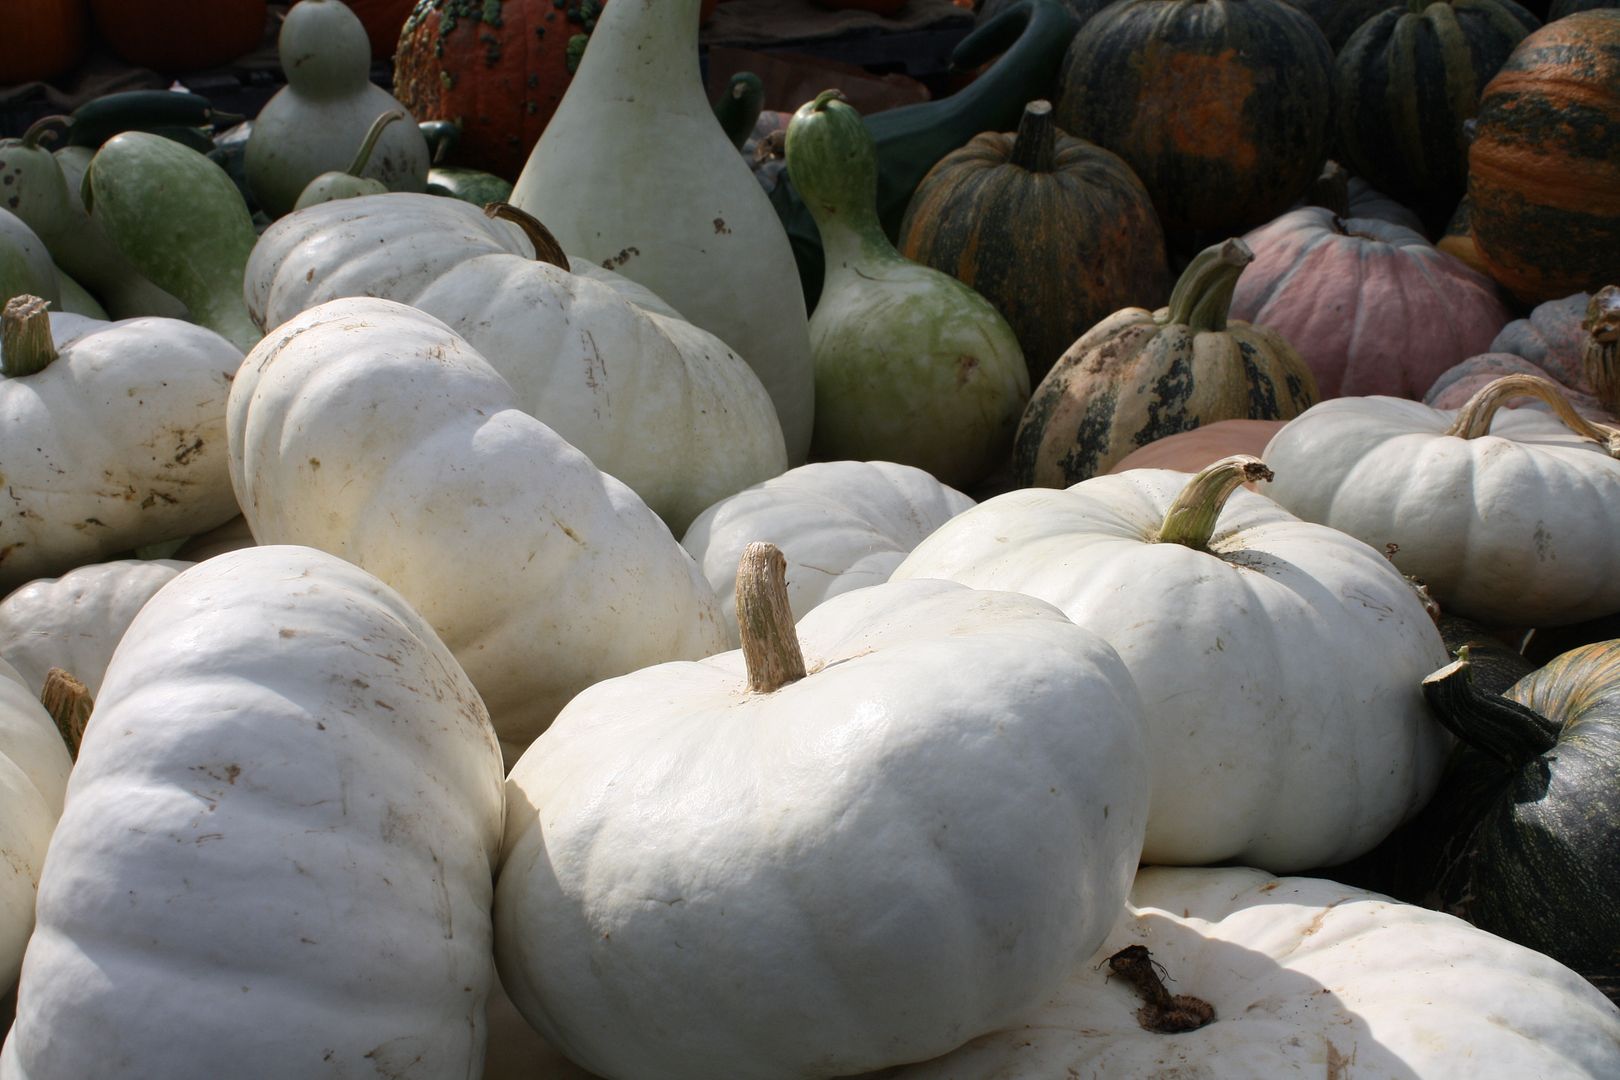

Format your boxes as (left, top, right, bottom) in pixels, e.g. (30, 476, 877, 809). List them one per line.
(1163, 239, 1254, 333)
(1445, 372, 1620, 456)
(1, 295, 58, 378)
(1307, 160, 1351, 219)
(484, 202, 571, 272)
(736, 541, 807, 694)
(344, 110, 403, 177)
(1009, 100, 1057, 173)
(1581, 285, 1620, 415)
(40, 668, 92, 761)
(1154, 454, 1274, 551)
(1421, 648, 1561, 768)
(20, 115, 67, 150)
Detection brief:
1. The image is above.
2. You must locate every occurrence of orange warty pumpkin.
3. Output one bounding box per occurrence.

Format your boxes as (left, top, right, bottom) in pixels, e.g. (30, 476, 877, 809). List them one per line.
(0, 0, 87, 86)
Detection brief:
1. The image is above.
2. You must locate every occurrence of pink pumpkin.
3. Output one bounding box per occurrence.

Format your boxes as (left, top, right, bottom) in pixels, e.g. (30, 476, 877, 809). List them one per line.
(1230, 207, 1512, 398)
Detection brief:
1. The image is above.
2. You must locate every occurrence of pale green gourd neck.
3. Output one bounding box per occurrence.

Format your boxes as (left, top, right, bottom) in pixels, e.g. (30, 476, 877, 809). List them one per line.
(735, 542, 806, 695)
(1162, 238, 1253, 333)
(344, 110, 403, 176)
(40, 667, 91, 761)
(1154, 454, 1274, 551)
(280, 0, 372, 97)
(572, 0, 707, 118)
(1, 294, 58, 377)
(1445, 372, 1620, 456)
(788, 91, 897, 274)
(1581, 284, 1620, 414)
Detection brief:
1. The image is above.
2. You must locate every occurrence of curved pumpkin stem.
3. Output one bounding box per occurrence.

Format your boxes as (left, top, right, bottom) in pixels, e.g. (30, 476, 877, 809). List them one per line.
(1581, 285, 1620, 415)
(736, 542, 807, 694)
(1, 295, 58, 378)
(1445, 372, 1620, 456)
(344, 110, 404, 177)
(1163, 239, 1253, 333)
(484, 202, 571, 272)
(20, 115, 67, 150)
(1421, 648, 1561, 769)
(1009, 100, 1056, 173)
(1154, 454, 1274, 551)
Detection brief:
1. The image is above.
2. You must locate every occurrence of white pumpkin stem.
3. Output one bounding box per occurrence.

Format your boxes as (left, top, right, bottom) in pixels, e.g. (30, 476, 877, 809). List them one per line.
(1, 295, 58, 378)
(1446, 372, 1620, 456)
(736, 541, 806, 694)
(344, 109, 404, 177)
(1155, 454, 1274, 551)
(484, 202, 571, 272)
(40, 667, 92, 761)
(1581, 285, 1620, 415)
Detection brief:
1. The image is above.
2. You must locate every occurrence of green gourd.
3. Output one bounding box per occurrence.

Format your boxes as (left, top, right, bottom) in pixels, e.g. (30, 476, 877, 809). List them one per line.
(786, 91, 1030, 491)
(245, 0, 429, 220)
(86, 133, 261, 354)
(714, 72, 765, 151)
(293, 110, 403, 210)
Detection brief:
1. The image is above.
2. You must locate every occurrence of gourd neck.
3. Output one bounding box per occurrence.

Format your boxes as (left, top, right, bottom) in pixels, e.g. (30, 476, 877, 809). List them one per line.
(1581, 285, 1620, 414)
(280, 0, 372, 96)
(485, 202, 571, 271)
(1009, 100, 1057, 173)
(788, 91, 894, 273)
(1163, 239, 1253, 333)
(573, 0, 706, 116)
(735, 542, 807, 694)
(344, 110, 402, 176)
(41, 667, 91, 761)
(1444, 372, 1620, 456)
(1, 295, 58, 377)
(1154, 454, 1273, 551)
(1421, 649, 1562, 769)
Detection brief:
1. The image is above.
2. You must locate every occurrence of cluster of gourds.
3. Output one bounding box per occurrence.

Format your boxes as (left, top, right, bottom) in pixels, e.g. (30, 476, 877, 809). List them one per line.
(1, 0, 1619, 1075)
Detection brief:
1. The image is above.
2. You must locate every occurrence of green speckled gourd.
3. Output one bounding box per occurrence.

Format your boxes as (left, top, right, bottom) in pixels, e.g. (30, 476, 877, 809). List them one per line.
(787, 91, 1030, 490)
(1013, 238, 1318, 489)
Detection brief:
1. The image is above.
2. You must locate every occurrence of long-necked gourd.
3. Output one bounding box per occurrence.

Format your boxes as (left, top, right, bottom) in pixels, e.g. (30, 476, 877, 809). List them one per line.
(508, 0, 816, 464)
(787, 91, 1029, 491)
(245, 0, 429, 220)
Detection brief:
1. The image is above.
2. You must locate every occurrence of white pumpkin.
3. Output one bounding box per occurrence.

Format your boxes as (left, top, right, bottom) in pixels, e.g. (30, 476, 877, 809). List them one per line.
(0, 559, 189, 696)
(1263, 373, 1620, 627)
(892, 456, 1451, 872)
(0, 659, 71, 992)
(681, 460, 975, 647)
(0, 297, 242, 592)
(893, 866, 1620, 1078)
(496, 546, 1150, 1080)
(227, 297, 727, 764)
(0, 545, 505, 1077)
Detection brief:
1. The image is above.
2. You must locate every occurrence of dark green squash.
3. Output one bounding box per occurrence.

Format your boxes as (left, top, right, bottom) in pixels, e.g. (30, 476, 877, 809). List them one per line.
(1282, 0, 1392, 48)
(1052, 0, 1334, 236)
(898, 100, 1170, 386)
(1335, 0, 1540, 232)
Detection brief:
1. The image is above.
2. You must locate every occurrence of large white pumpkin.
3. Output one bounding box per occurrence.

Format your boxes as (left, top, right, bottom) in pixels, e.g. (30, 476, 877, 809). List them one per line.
(0, 546, 506, 1077)
(0, 659, 71, 993)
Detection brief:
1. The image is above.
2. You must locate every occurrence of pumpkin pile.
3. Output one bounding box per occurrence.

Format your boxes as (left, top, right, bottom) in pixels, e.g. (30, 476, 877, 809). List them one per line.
(1, 0, 1619, 1074)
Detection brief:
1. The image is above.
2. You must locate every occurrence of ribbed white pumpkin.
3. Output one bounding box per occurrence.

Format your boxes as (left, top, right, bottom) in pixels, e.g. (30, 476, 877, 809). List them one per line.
(0, 659, 71, 993)
(893, 866, 1620, 1078)
(0, 546, 505, 1077)
(227, 297, 727, 764)
(496, 556, 1150, 1080)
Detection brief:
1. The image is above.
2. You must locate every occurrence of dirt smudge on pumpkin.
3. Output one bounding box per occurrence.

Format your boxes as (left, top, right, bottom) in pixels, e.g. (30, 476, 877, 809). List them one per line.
(1325, 1039, 1355, 1079)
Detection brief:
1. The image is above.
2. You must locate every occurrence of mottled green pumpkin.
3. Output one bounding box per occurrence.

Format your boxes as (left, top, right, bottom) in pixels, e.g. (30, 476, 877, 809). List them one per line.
(1052, 0, 1335, 236)
(1013, 238, 1318, 488)
(1467, 10, 1620, 303)
(1335, 0, 1540, 231)
(898, 100, 1170, 386)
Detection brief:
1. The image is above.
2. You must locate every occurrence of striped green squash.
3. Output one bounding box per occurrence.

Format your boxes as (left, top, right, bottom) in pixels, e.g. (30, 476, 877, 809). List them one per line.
(1283, 0, 1393, 48)
(1335, 0, 1540, 231)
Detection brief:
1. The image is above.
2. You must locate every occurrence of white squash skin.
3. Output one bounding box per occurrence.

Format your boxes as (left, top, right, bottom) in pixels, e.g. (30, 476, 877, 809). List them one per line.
(681, 460, 976, 648)
(893, 866, 1620, 1079)
(227, 298, 728, 763)
(0, 558, 190, 696)
(0, 546, 505, 1079)
(0, 659, 71, 993)
(0, 313, 242, 593)
(496, 578, 1150, 1080)
(892, 471, 1451, 873)
(1262, 397, 1620, 627)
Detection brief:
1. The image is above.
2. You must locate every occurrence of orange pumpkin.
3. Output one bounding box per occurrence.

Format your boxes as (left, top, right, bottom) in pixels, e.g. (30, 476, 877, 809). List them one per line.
(1107, 418, 1286, 476)
(90, 0, 266, 73)
(0, 0, 87, 85)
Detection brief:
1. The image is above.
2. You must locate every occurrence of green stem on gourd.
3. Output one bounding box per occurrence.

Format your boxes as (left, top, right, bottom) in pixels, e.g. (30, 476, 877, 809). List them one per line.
(1445, 372, 1620, 456)
(1154, 454, 1274, 551)
(1163, 239, 1254, 333)
(1, 295, 58, 378)
(484, 202, 571, 272)
(1308, 160, 1350, 220)
(1421, 647, 1561, 768)
(40, 667, 91, 761)
(736, 541, 806, 694)
(344, 110, 403, 177)
(1009, 100, 1056, 173)
(19, 115, 66, 150)
(1581, 285, 1620, 415)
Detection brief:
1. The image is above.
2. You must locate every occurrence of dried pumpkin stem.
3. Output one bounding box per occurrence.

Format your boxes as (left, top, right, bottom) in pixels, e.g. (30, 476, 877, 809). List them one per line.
(1009, 100, 1056, 173)
(1421, 648, 1561, 768)
(1581, 285, 1620, 415)
(344, 110, 403, 177)
(1154, 454, 1273, 551)
(1307, 160, 1350, 219)
(1445, 372, 1620, 456)
(736, 541, 806, 694)
(1107, 945, 1215, 1034)
(40, 668, 92, 761)
(484, 202, 571, 272)
(1, 295, 58, 378)
(1163, 238, 1254, 333)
